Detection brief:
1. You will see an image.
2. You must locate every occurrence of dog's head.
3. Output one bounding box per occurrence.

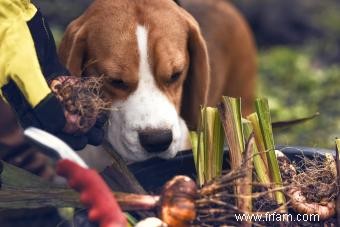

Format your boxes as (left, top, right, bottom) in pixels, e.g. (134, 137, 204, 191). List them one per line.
(59, 0, 210, 162)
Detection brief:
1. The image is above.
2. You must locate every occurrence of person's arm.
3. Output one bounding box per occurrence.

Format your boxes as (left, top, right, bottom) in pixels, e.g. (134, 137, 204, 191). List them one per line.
(0, 0, 105, 150)
(0, 0, 66, 133)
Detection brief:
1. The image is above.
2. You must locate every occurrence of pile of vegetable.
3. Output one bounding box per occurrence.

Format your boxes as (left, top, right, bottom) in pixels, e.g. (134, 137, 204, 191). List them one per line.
(0, 96, 339, 227)
(189, 97, 339, 226)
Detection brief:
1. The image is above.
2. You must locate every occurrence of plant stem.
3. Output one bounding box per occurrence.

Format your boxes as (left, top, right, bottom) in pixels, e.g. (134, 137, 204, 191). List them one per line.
(0, 161, 160, 211)
(219, 97, 244, 173)
(247, 113, 268, 169)
(246, 114, 273, 198)
(218, 98, 243, 181)
(240, 135, 255, 227)
(255, 98, 286, 209)
(192, 107, 224, 186)
(102, 141, 146, 194)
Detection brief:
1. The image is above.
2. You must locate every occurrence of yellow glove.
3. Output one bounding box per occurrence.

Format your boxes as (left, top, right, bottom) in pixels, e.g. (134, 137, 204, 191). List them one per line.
(0, 0, 68, 133)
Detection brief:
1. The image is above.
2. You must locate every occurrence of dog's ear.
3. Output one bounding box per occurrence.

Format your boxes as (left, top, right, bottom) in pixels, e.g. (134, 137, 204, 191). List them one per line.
(180, 14, 210, 130)
(173, 0, 181, 6)
(59, 19, 87, 77)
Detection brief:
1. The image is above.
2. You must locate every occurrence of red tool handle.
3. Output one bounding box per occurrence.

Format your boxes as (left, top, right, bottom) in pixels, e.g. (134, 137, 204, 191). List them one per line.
(56, 159, 127, 227)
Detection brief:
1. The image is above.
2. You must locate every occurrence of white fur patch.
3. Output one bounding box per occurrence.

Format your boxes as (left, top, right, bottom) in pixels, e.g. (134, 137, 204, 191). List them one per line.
(106, 25, 189, 162)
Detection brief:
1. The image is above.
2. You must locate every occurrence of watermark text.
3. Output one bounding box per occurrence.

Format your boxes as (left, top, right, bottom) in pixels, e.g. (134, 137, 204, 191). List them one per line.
(234, 212, 319, 222)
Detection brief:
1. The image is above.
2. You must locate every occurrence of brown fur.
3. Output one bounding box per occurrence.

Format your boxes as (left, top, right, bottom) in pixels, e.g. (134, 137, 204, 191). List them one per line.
(59, 0, 256, 130)
(182, 0, 257, 117)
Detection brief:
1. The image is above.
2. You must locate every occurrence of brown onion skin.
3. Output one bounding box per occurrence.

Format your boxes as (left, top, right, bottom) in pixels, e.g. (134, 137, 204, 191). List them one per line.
(160, 176, 198, 227)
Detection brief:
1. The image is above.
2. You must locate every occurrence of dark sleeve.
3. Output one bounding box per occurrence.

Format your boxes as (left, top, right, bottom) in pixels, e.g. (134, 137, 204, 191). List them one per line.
(27, 9, 70, 82)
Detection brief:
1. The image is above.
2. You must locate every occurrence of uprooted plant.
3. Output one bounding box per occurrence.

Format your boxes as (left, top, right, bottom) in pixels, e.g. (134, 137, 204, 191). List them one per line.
(50, 76, 111, 133)
(190, 96, 339, 226)
(0, 95, 339, 227)
(278, 150, 338, 220)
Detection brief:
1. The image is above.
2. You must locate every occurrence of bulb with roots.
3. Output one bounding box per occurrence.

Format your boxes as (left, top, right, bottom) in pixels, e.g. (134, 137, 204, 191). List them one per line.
(50, 76, 110, 134)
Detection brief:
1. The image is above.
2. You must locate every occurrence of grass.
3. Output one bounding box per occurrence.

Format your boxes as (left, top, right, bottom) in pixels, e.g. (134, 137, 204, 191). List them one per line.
(259, 47, 340, 149)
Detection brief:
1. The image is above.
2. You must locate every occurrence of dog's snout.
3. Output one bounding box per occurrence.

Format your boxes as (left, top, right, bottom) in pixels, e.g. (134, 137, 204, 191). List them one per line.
(138, 129, 173, 153)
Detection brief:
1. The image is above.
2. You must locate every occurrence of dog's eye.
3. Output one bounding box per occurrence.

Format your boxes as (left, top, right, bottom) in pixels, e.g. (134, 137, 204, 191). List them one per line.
(167, 72, 181, 85)
(109, 78, 129, 90)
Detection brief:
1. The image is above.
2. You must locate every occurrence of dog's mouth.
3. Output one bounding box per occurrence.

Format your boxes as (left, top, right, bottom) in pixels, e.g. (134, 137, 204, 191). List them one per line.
(119, 137, 152, 162)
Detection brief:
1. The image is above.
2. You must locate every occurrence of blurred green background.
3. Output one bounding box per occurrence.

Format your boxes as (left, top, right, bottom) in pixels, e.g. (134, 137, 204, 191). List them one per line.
(33, 0, 340, 149)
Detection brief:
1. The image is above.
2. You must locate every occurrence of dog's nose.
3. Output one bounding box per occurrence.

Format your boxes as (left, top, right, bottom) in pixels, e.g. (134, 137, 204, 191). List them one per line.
(138, 129, 173, 153)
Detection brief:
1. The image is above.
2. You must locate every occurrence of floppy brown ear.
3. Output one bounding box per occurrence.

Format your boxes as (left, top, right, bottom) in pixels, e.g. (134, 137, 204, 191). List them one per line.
(59, 18, 87, 77)
(180, 14, 210, 130)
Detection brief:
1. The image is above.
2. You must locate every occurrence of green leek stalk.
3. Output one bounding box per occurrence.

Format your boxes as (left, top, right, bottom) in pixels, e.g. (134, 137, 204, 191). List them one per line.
(219, 97, 244, 171)
(191, 107, 224, 186)
(255, 98, 286, 208)
(190, 131, 199, 177)
(243, 120, 270, 186)
(218, 97, 246, 209)
(190, 131, 205, 186)
(247, 113, 268, 169)
(246, 113, 273, 198)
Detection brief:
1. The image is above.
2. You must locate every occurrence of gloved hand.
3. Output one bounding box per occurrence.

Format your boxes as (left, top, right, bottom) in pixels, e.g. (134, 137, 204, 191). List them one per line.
(3, 76, 106, 151)
(0, 8, 107, 150)
(56, 159, 127, 227)
(49, 75, 109, 149)
(0, 101, 55, 180)
(57, 113, 107, 150)
(1, 142, 55, 181)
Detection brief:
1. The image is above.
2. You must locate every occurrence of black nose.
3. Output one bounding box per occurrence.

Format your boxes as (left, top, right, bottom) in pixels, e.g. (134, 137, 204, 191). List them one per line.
(138, 129, 173, 153)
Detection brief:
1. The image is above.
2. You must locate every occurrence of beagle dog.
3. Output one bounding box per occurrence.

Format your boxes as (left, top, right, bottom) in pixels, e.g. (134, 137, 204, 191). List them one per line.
(59, 0, 256, 165)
